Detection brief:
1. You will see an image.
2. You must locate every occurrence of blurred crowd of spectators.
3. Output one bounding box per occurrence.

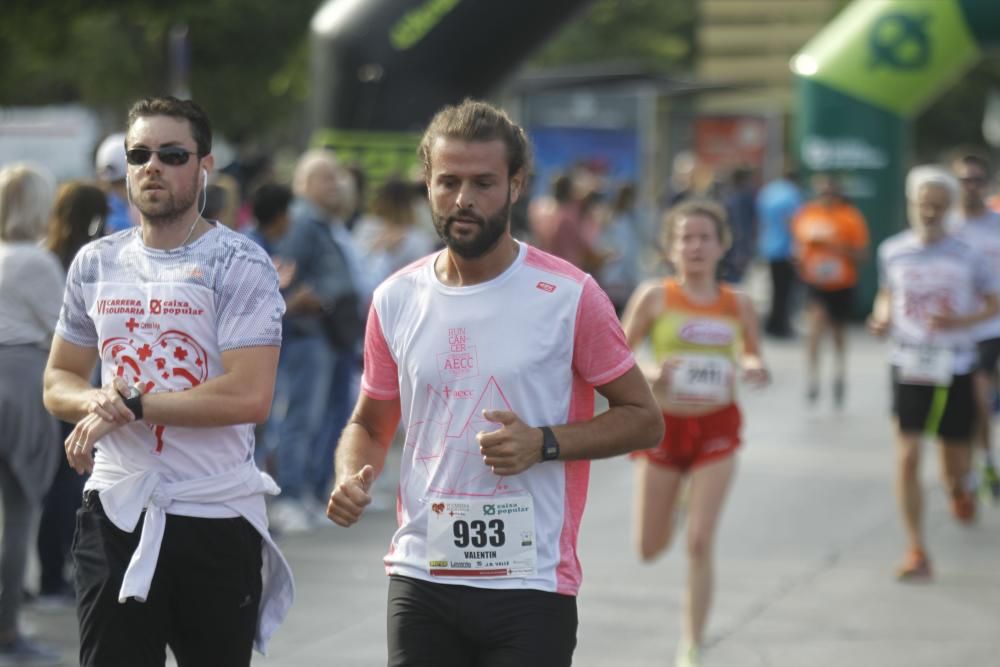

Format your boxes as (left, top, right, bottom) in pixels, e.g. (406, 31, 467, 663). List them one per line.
(8, 128, 1000, 650)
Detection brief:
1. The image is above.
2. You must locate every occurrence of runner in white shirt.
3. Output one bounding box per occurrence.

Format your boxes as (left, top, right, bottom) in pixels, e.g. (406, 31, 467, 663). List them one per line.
(43, 96, 292, 667)
(868, 165, 1000, 581)
(326, 100, 662, 667)
(949, 152, 1000, 501)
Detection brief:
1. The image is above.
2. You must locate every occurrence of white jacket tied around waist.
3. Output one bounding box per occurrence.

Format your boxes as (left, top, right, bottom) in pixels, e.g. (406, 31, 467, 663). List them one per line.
(96, 460, 294, 655)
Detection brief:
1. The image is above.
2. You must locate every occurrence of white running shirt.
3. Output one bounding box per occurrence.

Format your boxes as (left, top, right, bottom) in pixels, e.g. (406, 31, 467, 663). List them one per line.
(363, 242, 634, 595)
(878, 230, 999, 374)
(56, 224, 285, 507)
(952, 210, 1000, 341)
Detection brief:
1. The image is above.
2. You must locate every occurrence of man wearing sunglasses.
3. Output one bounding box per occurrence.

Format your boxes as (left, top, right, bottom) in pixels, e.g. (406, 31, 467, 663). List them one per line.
(42, 96, 293, 667)
(951, 151, 1000, 505)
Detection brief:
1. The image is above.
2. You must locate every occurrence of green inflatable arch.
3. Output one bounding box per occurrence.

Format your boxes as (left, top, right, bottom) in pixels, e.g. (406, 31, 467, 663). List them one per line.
(792, 0, 1000, 308)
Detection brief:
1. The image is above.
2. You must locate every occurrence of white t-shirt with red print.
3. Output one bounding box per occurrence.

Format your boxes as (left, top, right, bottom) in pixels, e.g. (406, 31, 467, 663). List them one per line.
(56, 224, 285, 516)
(363, 242, 635, 595)
(878, 230, 999, 375)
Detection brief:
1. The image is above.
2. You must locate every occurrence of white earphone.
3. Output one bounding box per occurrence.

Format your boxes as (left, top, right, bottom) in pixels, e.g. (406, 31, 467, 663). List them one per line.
(202, 169, 208, 190)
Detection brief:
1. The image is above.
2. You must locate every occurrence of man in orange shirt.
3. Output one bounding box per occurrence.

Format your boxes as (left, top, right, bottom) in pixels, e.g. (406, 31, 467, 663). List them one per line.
(792, 173, 869, 407)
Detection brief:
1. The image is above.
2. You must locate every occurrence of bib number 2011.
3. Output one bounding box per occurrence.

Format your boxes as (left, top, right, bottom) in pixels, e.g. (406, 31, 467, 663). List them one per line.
(669, 354, 734, 404)
(453, 519, 505, 548)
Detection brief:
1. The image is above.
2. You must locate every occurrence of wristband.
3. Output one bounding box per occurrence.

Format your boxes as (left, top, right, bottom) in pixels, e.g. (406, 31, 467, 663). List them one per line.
(539, 426, 560, 462)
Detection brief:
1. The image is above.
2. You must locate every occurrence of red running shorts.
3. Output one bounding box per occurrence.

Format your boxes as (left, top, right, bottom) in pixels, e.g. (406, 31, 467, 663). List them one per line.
(632, 403, 742, 472)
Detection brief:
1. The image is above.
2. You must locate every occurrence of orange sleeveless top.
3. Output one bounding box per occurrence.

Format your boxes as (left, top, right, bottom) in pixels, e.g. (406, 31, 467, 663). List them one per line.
(649, 279, 742, 363)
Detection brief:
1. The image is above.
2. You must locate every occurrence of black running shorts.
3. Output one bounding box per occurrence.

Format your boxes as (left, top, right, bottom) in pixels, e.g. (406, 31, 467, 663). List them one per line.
(890, 369, 975, 442)
(975, 337, 1000, 374)
(806, 285, 855, 323)
(387, 574, 578, 667)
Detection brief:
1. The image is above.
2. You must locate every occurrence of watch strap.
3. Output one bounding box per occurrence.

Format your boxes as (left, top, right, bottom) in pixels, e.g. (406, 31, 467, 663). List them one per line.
(119, 388, 144, 420)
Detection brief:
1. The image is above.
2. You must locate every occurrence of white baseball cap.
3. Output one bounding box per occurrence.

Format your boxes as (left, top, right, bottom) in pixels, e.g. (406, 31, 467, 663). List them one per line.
(95, 132, 127, 182)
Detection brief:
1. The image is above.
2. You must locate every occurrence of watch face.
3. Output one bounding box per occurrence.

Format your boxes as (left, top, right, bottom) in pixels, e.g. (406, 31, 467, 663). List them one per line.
(541, 428, 559, 460)
(123, 386, 141, 400)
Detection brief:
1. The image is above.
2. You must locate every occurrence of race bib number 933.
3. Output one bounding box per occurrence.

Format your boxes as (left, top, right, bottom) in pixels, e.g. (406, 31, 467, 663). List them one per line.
(426, 497, 537, 578)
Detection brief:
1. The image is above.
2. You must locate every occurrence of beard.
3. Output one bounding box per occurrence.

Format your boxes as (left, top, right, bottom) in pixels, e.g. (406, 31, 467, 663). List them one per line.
(432, 191, 511, 259)
(131, 172, 200, 227)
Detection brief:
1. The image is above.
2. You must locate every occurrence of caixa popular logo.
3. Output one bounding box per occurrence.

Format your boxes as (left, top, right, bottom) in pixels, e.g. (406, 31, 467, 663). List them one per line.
(679, 319, 734, 346)
(437, 347, 478, 381)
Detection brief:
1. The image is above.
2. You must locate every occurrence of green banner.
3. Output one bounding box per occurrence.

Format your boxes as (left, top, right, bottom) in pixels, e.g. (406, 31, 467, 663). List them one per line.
(312, 128, 423, 186)
(792, 0, 1000, 311)
(794, 0, 979, 116)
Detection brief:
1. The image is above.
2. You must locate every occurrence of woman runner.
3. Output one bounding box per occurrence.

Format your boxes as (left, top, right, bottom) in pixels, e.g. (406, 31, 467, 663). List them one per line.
(621, 200, 769, 667)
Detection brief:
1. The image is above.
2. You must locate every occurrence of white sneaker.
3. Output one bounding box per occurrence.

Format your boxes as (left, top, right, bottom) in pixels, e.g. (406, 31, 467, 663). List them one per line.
(268, 498, 315, 535)
(300, 495, 334, 526)
(300, 493, 325, 510)
(675, 642, 701, 667)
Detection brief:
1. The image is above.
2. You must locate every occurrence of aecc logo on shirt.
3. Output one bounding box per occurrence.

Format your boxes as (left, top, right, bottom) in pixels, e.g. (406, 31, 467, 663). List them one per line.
(439, 327, 478, 381)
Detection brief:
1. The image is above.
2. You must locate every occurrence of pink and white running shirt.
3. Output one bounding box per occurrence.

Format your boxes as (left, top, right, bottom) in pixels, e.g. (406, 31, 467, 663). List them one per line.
(55, 224, 284, 515)
(364, 242, 634, 595)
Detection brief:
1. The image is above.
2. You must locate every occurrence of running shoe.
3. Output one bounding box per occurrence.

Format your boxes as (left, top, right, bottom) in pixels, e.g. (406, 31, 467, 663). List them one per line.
(268, 498, 315, 535)
(895, 549, 932, 582)
(980, 462, 1000, 503)
(950, 492, 977, 524)
(675, 643, 701, 667)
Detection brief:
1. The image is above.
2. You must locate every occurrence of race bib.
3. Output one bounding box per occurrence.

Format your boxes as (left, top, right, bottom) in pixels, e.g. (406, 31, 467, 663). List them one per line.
(426, 497, 537, 578)
(668, 354, 734, 404)
(897, 345, 953, 387)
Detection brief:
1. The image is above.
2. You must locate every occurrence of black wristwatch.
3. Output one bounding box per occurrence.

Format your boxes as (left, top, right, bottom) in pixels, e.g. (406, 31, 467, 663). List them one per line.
(539, 426, 560, 462)
(118, 385, 144, 421)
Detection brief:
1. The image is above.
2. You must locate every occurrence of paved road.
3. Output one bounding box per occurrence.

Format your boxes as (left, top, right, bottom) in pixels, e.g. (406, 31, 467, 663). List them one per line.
(20, 327, 1000, 666)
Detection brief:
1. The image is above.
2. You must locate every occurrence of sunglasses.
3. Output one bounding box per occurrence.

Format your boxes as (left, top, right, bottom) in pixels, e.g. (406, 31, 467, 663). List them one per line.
(125, 146, 198, 167)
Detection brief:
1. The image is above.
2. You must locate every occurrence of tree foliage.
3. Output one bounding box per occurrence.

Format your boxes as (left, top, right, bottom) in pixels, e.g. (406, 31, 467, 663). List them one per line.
(1, 0, 698, 143)
(0, 1, 317, 142)
(8, 0, 992, 161)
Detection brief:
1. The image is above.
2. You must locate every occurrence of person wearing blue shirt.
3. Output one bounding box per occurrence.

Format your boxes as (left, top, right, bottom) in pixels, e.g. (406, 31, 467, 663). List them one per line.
(267, 151, 363, 534)
(756, 167, 803, 338)
(94, 133, 135, 233)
